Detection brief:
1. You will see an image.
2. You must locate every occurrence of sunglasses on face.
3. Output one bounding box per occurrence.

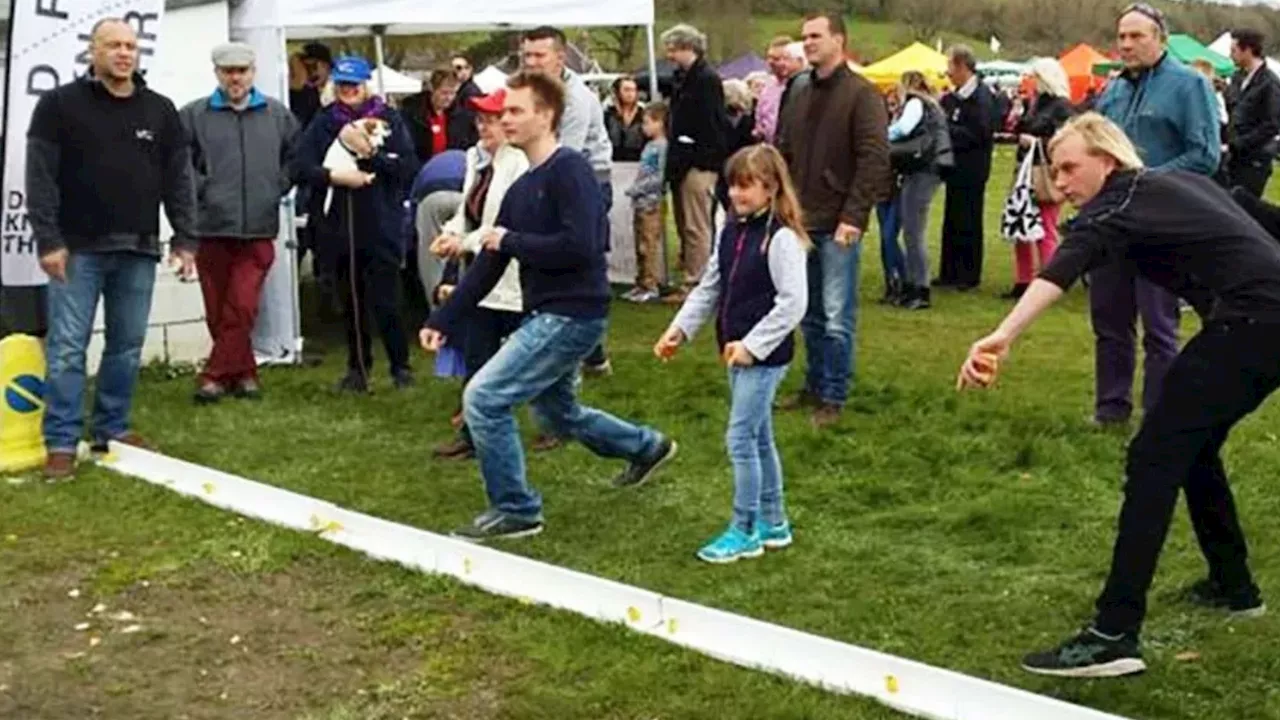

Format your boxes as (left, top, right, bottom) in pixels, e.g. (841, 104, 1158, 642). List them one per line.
(453, 64, 469, 72)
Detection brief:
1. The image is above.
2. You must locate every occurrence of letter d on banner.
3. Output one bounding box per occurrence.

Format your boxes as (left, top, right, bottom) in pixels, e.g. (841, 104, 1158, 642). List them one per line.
(1, 0, 166, 288)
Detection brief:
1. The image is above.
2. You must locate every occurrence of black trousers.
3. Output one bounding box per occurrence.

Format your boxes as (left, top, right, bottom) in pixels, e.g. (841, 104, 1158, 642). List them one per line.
(459, 307, 525, 444)
(1094, 318, 1280, 635)
(462, 308, 525, 381)
(1228, 156, 1273, 199)
(586, 180, 614, 367)
(938, 180, 987, 287)
(335, 250, 409, 375)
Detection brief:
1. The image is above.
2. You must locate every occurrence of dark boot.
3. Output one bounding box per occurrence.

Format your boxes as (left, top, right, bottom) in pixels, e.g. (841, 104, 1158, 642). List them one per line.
(902, 286, 931, 311)
(1000, 283, 1028, 300)
(879, 277, 903, 305)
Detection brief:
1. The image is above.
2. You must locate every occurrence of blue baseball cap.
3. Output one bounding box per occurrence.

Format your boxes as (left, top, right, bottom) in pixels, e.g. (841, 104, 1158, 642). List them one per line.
(331, 56, 372, 84)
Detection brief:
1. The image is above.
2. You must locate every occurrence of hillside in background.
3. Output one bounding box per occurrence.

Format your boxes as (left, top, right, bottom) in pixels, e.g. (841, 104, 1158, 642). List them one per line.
(573, 0, 1280, 70)
(8, 0, 1275, 75)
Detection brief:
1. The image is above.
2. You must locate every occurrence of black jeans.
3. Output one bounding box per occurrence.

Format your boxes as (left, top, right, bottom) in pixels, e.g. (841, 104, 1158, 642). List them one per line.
(939, 180, 986, 287)
(1094, 317, 1280, 635)
(458, 307, 525, 444)
(585, 179, 614, 367)
(335, 250, 409, 376)
(1228, 156, 1273, 199)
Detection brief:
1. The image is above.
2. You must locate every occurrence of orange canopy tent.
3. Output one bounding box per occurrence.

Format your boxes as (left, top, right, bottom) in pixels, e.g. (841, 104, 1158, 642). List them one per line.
(1059, 43, 1110, 102)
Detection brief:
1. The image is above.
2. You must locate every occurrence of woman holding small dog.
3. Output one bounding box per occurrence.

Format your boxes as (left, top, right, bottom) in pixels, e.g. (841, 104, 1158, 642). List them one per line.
(295, 55, 421, 393)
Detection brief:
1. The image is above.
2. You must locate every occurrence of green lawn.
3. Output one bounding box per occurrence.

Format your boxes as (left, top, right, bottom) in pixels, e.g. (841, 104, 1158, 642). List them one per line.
(4, 147, 1280, 719)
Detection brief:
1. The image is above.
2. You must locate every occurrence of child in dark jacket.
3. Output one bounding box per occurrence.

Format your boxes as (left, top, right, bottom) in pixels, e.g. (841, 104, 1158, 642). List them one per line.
(294, 56, 420, 393)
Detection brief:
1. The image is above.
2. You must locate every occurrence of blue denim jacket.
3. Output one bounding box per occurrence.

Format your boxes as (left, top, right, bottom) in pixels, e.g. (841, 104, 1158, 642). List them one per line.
(1096, 53, 1220, 174)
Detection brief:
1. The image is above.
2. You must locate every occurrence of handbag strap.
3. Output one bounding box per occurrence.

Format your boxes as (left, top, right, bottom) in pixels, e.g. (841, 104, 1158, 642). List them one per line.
(1016, 142, 1037, 185)
(1033, 137, 1052, 167)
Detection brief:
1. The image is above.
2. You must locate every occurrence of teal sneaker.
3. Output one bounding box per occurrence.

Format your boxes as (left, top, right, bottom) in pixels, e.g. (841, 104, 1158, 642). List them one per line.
(696, 526, 764, 564)
(758, 521, 793, 549)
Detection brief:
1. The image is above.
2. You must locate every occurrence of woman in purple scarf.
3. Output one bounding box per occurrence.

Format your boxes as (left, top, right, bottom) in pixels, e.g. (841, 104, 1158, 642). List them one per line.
(295, 55, 420, 393)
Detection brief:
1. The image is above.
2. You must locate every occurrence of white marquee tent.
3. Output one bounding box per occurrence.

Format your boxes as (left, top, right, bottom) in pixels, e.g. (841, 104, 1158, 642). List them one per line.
(375, 64, 423, 95)
(228, 0, 659, 365)
(474, 65, 510, 94)
(1209, 31, 1280, 78)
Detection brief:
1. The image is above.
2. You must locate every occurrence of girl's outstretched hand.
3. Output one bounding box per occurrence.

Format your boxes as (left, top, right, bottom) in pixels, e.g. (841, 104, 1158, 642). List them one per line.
(957, 332, 1010, 390)
(654, 326, 686, 362)
(722, 341, 755, 368)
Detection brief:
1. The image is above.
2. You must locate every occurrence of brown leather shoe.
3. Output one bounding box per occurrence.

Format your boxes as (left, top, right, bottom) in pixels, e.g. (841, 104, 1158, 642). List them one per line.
(778, 389, 820, 412)
(433, 437, 475, 460)
(811, 403, 842, 429)
(92, 432, 153, 455)
(531, 434, 563, 452)
(661, 289, 689, 305)
(43, 451, 77, 480)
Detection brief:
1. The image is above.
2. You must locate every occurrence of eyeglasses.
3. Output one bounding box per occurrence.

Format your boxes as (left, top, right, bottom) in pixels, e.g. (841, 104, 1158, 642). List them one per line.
(453, 64, 469, 72)
(1120, 2, 1167, 33)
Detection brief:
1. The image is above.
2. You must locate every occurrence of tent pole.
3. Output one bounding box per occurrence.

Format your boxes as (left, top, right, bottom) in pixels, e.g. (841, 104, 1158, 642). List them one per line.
(645, 23, 659, 100)
(373, 25, 387, 96)
(277, 25, 304, 366)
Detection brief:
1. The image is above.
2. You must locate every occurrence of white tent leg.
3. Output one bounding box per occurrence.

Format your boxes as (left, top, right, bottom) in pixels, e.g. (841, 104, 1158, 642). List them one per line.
(281, 26, 303, 363)
(643, 22, 669, 286)
(645, 23, 659, 100)
(373, 27, 387, 96)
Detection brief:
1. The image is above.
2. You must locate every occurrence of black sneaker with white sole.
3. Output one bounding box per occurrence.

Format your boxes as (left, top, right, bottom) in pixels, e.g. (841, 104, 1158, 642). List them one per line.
(451, 510, 544, 542)
(1183, 578, 1267, 618)
(1021, 626, 1147, 678)
(612, 437, 678, 488)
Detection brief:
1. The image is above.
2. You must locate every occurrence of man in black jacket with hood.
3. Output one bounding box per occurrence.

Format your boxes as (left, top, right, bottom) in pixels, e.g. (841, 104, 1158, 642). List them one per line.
(1226, 28, 1280, 197)
(661, 23, 729, 299)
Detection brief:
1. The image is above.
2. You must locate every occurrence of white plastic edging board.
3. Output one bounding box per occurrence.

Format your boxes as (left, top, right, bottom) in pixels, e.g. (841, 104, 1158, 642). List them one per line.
(98, 444, 1133, 720)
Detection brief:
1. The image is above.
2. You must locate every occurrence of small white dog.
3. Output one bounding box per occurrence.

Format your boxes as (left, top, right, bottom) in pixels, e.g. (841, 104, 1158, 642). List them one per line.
(322, 117, 391, 215)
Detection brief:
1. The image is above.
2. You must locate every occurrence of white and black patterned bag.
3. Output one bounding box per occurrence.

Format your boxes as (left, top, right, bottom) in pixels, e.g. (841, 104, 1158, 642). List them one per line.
(1001, 148, 1045, 244)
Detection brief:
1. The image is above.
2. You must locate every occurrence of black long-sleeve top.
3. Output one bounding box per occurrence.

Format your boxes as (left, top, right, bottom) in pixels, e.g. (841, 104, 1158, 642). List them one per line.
(1227, 64, 1280, 162)
(27, 73, 197, 256)
(1040, 169, 1280, 323)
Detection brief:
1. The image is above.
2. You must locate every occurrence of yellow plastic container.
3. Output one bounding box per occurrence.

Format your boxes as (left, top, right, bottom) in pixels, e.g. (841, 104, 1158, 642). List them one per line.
(0, 334, 48, 473)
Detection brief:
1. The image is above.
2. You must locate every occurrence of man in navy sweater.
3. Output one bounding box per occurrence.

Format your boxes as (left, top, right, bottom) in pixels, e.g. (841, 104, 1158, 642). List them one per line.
(421, 72, 678, 541)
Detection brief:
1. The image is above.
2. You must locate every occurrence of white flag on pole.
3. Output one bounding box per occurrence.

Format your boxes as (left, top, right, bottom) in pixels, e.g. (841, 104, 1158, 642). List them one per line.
(2, 2, 166, 287)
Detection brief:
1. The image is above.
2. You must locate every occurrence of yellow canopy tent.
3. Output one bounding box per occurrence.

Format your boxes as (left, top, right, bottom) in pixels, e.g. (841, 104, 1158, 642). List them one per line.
(859, 42, 951, 91)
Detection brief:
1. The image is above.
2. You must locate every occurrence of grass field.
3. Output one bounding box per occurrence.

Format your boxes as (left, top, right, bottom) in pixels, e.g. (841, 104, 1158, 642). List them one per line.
(5, 147, 1280, 719)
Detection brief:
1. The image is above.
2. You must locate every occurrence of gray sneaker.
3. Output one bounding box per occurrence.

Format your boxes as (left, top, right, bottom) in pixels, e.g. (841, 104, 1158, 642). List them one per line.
(612, 437, 678, 488)
(451, 510, 544, 542)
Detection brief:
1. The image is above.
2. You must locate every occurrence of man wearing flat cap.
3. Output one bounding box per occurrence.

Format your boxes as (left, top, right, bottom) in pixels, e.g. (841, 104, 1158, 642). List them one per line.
(180, 42, 300, 404)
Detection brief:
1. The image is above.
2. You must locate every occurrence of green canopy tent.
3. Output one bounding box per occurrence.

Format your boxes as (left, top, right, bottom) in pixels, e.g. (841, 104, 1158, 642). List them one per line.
(1167, 34, 1234, 75)
(1093, 34, 1234, 76)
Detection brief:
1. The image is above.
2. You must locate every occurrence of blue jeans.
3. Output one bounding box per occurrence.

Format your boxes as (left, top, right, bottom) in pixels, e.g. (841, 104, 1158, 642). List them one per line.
(727, 365, 788, 532)
(44, 252, 157, 453)
(876, 197, 905, 284)
(463, 313, 662, 521)
(801, 233, 862, 406)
